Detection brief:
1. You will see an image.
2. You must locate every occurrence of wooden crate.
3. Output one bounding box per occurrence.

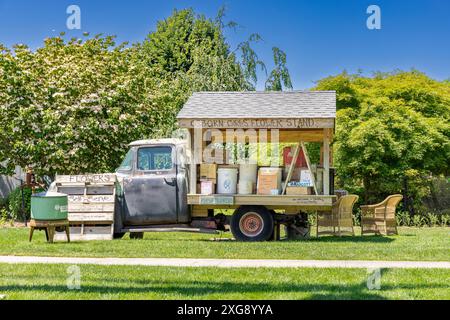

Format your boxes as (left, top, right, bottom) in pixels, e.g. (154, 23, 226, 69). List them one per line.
(53, 174, 116, 241)
(286, 186, 313, 195)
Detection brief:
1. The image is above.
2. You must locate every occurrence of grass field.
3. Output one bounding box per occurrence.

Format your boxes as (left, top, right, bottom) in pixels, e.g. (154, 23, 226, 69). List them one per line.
(0, 227, 448, 261)
(0, 263, 449, 300)
(0, 227, 448, 300)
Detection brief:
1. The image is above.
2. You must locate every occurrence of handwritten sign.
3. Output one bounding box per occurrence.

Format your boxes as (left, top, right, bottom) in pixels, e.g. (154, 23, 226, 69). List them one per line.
(199, 196, 234, 205)
(68, 195, 114, 203)
(56, 174, 116, 184)
(300, 170, 313, 187)
(178, 118, 334, 129)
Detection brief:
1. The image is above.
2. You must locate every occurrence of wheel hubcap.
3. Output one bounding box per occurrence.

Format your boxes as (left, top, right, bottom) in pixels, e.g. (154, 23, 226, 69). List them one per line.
(239, 212, 264, 237)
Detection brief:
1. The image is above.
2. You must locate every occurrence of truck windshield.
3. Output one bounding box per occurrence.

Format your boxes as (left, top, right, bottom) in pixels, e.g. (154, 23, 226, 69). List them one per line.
(117, 149, 133, 171)
(137, 146, 173, 171)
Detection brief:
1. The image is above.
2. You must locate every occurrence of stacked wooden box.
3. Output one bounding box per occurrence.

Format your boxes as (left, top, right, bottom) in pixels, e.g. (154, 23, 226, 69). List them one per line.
(199, 164, 217, 195)
(53, 174, 116, 241)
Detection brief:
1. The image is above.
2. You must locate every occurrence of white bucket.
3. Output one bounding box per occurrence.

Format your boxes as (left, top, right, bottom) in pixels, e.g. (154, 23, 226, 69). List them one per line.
(238, 180, 253, 195)
(239, 164, 258, 184)
(217, 168, 238, 194)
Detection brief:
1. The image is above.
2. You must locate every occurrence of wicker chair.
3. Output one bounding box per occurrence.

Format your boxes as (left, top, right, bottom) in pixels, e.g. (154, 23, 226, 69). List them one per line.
(360, 194, 403, 236)
(317, 195, 359, 237)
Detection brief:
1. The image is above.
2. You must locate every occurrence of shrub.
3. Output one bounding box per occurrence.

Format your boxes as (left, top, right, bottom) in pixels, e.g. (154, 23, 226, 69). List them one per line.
(352, 208, 361, 226)
(396, 211, 412, 226)
(427, 213, 439, 227)
(307, 213, 317, 226)
(0, 197, 7, 212)
(7, 187, 44, 221)
(440, 214, 449, 227)
(392, 211, 450, 227)
(7, 187, 28, 221)
(0, 207, 8, 225)
(412, 215, 426, 227)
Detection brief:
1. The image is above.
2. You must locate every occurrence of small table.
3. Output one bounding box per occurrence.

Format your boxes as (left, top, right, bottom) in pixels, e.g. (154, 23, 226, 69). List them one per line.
(29, 219, 70, 243)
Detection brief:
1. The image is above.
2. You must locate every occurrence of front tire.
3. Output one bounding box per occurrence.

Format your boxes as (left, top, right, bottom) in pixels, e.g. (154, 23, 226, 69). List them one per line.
(231, 206, 274, 241)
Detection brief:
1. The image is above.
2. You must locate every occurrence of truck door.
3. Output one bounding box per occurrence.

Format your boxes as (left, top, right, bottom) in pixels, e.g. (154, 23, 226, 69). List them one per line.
(123, 145, 178, 225)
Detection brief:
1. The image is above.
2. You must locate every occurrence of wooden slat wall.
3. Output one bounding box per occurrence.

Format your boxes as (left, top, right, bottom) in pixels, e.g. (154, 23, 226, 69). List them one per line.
(54, 174, 116, 241)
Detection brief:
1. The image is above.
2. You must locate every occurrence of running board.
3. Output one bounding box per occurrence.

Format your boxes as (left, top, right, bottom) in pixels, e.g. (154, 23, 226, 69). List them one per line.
(122, 226, 219, 234)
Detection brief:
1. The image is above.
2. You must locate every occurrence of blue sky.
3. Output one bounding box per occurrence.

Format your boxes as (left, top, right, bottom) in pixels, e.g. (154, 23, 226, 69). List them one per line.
(0, 0, 449, 89)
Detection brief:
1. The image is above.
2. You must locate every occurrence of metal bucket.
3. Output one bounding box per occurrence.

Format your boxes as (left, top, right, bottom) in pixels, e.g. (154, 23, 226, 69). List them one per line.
(31, 192, 68, 220)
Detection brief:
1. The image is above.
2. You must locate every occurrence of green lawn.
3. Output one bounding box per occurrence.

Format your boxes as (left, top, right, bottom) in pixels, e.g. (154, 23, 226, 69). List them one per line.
(0, 226, 448, 261)
(0, 263, 449, 300)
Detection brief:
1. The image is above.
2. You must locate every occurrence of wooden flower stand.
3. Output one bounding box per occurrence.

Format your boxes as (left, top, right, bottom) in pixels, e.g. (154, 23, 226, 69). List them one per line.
(29, 219, 70, 243)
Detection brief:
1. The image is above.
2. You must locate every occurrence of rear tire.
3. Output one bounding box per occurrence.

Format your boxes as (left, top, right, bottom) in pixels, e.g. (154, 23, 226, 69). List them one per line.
(231, 206, 274, 241)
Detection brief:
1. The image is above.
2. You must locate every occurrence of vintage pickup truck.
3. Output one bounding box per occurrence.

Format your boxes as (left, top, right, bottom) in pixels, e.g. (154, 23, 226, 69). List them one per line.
(113, 138, 317, 241)
(54, 91, 337, 242)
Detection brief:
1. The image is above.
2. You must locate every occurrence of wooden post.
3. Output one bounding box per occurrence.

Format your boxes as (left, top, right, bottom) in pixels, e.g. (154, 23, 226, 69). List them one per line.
(29, 227, 34, 242)
(323, 129, 331, 195)
(282, 144, 300, 195)
(188, 128, 197, 194)
(301, 141, 318, 195)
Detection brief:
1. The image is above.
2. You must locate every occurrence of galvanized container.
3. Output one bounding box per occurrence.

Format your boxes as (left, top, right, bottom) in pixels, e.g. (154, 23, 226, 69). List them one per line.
(31, 192, 68, 220)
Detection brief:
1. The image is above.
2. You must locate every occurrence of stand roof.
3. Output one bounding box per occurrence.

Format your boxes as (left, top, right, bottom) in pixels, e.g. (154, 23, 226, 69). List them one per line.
(177, 91, 336, 129)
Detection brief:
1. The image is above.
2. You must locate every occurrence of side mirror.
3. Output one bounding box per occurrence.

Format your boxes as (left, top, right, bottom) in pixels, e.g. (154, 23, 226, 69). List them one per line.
(177, 147, 187, 170)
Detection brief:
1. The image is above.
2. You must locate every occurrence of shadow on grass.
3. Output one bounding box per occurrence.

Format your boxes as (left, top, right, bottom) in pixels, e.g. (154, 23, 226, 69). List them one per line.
(0, 280, 388, 300)
(1, 269, 446, 300)
(34, 235, 394, 244)
(200, 235, 396, 244)
(3, 280, 446, 300)
(303, 235, 395, 243)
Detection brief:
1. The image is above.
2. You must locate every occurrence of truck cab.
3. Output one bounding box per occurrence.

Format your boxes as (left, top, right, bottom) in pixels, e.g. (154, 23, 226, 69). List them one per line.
(114, 139, 190, 234)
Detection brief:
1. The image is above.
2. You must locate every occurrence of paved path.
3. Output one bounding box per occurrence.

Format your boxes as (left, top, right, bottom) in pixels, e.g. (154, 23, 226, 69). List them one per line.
(0, 256, 449, 269)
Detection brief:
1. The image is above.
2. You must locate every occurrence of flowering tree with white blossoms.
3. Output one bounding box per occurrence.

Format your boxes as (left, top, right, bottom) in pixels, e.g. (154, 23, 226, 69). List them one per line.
(0, 36, 154, 175)
(0, 9, 291, 177)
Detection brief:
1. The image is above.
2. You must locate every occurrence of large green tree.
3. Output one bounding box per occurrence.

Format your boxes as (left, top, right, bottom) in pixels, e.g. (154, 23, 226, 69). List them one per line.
(315, 71, 450, 207)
